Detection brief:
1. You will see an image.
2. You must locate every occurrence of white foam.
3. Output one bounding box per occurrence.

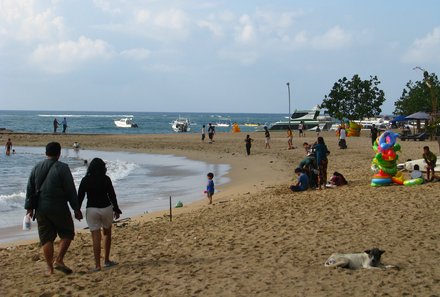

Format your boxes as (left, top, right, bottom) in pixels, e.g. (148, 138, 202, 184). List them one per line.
(0, 192, 25, 212)
(38, 114, 134, 118)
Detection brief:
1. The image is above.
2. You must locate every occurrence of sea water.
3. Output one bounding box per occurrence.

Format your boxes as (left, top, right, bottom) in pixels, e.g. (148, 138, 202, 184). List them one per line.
(0, 146, 230, 244)
(0, 110, 284, 134)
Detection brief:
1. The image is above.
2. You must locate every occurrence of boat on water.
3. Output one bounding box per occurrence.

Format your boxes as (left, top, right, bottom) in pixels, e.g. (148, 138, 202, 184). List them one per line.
(261, 105, 335, 131)
(243, 123, 261, 127)
(214, 122, 231, 127)
(114, 118, 138, 128)
(171, 117, 191, 132)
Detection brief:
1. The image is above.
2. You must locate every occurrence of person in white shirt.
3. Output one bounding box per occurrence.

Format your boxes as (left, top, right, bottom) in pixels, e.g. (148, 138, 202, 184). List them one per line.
(410, 164, 423, 179)
(338, 126, 347, 149)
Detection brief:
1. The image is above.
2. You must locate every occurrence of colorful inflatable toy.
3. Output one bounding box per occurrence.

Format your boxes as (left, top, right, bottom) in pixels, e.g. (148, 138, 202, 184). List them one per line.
(346, 122, 362, 137)
(370, 130, 401, 186)
(231, 123, 241, 133)
(403, 178, 424, 186)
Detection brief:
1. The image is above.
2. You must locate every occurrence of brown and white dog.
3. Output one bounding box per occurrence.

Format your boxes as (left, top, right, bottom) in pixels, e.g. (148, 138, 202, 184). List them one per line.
(324, 248, 397, 270)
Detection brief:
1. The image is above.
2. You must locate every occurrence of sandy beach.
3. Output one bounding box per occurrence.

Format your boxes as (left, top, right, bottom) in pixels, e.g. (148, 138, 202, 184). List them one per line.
(1, 131, 440, 296)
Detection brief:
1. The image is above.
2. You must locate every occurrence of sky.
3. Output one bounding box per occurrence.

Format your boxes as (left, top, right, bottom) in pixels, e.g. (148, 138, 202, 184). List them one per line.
(1, 0, 440, 114)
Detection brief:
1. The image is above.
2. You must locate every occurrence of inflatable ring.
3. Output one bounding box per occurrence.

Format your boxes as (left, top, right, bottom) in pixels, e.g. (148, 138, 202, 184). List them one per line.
(378, 166, 397, 176)
(371, 178, 392, 184)
(403, 178, 424, 186)
(378, 131, 397, 151)
(373, 173, 391, 179)
(371, 181, 391, 187)
(374, 157, 396, 168)
(392, 177, 404, 185)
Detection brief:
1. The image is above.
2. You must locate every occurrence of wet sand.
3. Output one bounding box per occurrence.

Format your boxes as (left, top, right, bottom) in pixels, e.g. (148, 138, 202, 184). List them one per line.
(1, 131, 440, 296)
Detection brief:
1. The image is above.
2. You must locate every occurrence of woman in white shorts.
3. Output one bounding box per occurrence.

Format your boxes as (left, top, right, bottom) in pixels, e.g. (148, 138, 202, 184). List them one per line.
(78, 158, 122, 271)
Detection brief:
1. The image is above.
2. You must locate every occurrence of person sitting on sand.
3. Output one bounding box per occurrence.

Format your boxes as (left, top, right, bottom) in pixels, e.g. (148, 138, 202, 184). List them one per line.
(410, 164, 423, 180)
(290, 168, 309, 192)
(326, 171, 348, 188)
(78, 158, 122, 271)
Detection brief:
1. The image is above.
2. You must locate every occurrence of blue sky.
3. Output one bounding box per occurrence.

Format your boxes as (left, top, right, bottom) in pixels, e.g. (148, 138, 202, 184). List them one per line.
(0, 0, 439, 114)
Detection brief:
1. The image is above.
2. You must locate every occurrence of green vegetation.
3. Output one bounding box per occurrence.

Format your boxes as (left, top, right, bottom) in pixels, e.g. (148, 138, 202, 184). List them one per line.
(321, 74, 385, 121)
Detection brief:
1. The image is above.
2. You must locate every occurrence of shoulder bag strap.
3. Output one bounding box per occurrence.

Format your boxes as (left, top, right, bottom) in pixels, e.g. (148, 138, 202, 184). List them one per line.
(36, 161, 57, 191)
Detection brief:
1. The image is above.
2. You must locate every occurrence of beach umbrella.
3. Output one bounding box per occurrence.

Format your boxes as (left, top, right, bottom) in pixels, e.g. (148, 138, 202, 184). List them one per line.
(405, 112, 430, 134)
(391, 115, 407, 122)
(405, 112, 430, 120)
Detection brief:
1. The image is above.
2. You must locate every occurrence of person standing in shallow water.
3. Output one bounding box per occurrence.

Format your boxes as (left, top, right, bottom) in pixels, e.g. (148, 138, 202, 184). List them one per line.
(5, 138, 12, 155)
(62, 117, 68, 133)
(25, 142, 82, 275)
(78, 158, 122, 271)
(53, 118, 60, 133)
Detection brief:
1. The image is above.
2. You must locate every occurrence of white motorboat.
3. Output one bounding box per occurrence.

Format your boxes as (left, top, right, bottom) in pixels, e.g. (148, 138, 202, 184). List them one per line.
(171, 117, 191, 132)
(261, 105, 335, 131)
(114, 118, 138, 128)
(214, 122, 230, 127)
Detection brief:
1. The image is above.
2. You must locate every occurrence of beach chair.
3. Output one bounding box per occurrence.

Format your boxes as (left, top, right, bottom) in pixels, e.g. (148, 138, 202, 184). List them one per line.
(400, 132, 428, 141)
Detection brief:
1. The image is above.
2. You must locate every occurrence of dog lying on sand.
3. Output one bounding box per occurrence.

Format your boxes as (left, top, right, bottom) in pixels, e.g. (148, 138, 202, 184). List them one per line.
(324, 248, 397, 270)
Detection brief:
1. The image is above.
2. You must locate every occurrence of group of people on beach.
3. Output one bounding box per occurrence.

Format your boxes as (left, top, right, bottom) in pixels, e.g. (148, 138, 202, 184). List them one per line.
(290, 136, 343, 191)
(53, 117, 68, 133)
(201, 123, 216, 143)
(289, 132, 438, 192)
(25, 142, 121, 274)
(242, 126, 271, 156)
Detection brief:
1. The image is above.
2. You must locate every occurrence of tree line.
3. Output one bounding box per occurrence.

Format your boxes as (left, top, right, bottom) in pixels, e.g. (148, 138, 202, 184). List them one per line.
(320, 71, 439, 121)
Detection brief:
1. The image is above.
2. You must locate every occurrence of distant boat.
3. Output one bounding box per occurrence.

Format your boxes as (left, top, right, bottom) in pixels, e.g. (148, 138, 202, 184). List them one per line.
(114, 118, 138, 128)
(243, 123, 262, 127)
(214, 122, 230, 127)
(260, 105, 335, 131)
(400, 158, 440, 172)
(171, 117, 191, 132)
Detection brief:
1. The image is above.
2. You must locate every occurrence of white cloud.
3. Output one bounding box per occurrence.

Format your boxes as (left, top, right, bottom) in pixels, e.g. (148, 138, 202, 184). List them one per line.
(235, 14, 256, 44)
(311, 26, 352, 50)
(402, 27, 440, 64)
(0, 0, 65, 42)
(197, 19, 223, 38)
(120, 48, 150, 60)
(31, 36, 113, 73)
(219, 49, 259, 65)
(93, 0, 121, 15)
(131, 8, 189, 40)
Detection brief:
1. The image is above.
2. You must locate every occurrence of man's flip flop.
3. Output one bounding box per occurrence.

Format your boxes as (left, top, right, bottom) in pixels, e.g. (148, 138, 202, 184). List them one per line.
(104, 261, 118, 268)
(54, 264, 73, 275)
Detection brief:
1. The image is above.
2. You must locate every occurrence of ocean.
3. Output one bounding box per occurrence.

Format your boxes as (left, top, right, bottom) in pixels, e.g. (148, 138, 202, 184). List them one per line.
(0, 110, 284, 244)
(0, 110, 285, 134)
(0, 146, 230, 244)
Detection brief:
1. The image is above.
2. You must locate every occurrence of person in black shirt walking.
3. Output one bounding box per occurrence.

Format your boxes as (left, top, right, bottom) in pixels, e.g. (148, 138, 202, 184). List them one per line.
(78, 158, 122, 271)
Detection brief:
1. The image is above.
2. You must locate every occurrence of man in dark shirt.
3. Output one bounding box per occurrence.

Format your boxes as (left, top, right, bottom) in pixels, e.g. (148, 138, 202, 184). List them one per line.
(25, 142, 82, 275)
(370, 124, 379, 146)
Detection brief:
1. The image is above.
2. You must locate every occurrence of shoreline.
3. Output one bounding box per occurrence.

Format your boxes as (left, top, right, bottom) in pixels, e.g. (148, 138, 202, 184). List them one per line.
(0, 132, 288, 248)
(1, 131, 440, 296)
